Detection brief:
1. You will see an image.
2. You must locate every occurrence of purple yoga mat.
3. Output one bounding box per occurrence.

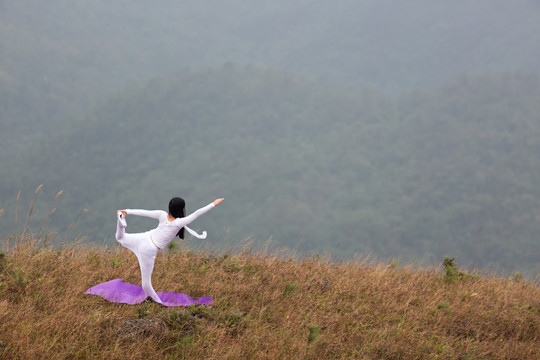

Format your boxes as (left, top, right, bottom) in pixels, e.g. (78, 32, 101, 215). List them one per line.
(85, 279, 213, 307)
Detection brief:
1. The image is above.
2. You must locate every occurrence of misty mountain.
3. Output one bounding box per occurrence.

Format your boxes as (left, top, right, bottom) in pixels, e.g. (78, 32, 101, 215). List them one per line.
(2, 67, 539, 274)
(1, 0, 540, 155)
(2, 1, 540, 274)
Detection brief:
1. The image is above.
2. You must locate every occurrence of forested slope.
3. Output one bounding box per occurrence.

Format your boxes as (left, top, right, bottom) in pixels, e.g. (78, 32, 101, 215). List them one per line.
(2, 68, 539, 274)
(2, 0, 540, 156)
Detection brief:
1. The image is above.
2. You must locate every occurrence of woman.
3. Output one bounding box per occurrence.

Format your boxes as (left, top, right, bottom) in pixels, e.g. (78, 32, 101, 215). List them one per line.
(115, 197, 224, 304)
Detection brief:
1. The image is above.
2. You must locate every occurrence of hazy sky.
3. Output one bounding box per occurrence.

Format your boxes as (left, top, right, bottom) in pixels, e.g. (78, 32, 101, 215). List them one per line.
(2, 0, 539, 96)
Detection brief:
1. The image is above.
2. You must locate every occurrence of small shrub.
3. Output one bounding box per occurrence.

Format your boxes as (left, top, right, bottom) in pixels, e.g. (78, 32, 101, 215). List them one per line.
(14, 269, 28, 289)
(307, 324, 321, 343)
(437, 302, 450, 311)
(167, 240, 178, 253)
(197, 262, 208, 274)
(527, 304, 540, 315)
(442, 256, 458, 281)
(164, 310, 199, 334)
(189, 304, 213, 320)
(111, 257, 122, 268)
(241, 263, 260, 274)
(223, 259, 242, 273)
(0, 250, 5, 272)
(178, 336, 193, 348)
(283, 283, 298, 297)
(137, 304, 151, 319)
(442, 256, 475, 283)
(221, 309, 245, 328)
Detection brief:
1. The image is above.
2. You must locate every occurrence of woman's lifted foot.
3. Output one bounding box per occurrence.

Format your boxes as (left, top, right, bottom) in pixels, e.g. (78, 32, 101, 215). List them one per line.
(117, 210, 127, 228)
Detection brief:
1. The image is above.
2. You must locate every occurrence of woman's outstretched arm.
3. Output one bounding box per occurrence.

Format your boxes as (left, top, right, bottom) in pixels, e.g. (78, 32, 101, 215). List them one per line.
(177, 198, 224, 227)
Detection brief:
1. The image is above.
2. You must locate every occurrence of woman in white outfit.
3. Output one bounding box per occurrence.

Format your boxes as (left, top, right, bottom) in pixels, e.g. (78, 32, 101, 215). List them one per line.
(115, 197, 224, 304)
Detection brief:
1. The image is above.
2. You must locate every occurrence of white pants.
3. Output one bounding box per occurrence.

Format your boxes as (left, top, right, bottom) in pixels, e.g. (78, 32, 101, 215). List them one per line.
(115, 218, 163, 304)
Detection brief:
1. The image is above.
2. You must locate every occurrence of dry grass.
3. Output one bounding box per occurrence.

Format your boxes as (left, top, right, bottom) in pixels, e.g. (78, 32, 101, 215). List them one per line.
(0, 235, 538, 360)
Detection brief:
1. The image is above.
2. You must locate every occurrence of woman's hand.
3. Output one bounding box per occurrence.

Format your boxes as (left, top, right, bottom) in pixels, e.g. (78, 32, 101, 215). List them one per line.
(213, 198, 224, 206)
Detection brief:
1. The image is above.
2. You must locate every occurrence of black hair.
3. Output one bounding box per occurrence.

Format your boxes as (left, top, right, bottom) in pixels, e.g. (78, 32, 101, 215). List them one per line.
(169, 197, 186, 239)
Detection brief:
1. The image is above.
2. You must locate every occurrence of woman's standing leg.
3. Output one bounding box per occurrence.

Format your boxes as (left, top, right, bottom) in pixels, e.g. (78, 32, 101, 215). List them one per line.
(137, 253, 163, 304)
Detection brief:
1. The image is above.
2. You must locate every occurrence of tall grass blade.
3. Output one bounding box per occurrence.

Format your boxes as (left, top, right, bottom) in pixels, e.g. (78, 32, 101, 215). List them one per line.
(15, 190, 21, 228)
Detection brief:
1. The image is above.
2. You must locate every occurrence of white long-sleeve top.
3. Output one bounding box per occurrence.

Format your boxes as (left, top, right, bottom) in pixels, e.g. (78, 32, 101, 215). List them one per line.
(125, 202, 215, 249)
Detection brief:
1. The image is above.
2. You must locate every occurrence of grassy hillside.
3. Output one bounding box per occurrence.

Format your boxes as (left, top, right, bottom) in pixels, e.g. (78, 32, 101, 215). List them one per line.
(0, 235, 538, 359)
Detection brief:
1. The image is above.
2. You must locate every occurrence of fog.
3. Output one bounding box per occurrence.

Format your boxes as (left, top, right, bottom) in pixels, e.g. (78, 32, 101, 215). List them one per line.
(1, 0, 539, 274)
